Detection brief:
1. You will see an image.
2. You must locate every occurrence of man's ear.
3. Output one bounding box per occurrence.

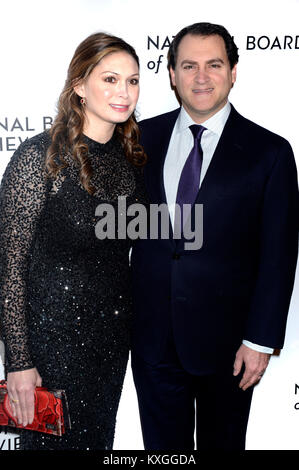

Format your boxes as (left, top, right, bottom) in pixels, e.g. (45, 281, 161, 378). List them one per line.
(169, 67, 176, 88)
(231, 64, 237, 86)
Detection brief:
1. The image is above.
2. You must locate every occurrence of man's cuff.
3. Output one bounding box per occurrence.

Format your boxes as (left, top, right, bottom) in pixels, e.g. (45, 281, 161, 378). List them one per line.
(243, 340, 274, 354)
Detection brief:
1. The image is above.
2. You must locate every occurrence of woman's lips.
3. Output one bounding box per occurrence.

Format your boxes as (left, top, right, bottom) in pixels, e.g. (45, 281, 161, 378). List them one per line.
(109, 104, 130, 112)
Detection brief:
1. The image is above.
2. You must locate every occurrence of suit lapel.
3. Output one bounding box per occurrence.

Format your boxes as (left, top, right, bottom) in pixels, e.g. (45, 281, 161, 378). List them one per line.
(176, 106, 246, 249)
(196, 105, 244, 198)
(140, 109, 180, 244)
(143, 108, 180, 206)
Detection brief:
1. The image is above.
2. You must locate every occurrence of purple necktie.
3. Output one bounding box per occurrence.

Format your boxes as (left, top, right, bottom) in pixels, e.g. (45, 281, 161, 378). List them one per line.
(175, 124, 206, 233)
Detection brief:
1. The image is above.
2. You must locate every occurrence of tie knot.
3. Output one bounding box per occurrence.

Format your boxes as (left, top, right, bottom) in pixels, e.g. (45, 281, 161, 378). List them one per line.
(189, 124, 206, 141)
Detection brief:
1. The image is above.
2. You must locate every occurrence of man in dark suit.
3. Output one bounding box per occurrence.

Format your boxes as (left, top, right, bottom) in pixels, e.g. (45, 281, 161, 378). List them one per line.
(131, 22, 299, 450)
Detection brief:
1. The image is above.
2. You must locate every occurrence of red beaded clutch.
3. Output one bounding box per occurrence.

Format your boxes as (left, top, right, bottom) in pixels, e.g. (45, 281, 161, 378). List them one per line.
(0, 380, 71, 436)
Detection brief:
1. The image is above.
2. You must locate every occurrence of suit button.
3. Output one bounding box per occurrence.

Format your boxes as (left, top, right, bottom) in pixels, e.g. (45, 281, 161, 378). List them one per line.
(172, 253, 180, 260)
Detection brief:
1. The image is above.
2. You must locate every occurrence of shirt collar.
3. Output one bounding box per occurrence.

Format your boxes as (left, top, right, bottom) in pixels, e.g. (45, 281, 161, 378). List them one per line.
(177, 101, 231, 137)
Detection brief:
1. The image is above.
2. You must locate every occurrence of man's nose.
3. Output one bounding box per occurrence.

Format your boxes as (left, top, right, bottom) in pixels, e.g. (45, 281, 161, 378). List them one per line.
(194, 68, 210, 83)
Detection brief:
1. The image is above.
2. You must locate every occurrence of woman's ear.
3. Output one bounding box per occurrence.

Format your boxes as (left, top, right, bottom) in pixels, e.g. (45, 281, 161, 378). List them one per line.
(73, 80, 85, 99)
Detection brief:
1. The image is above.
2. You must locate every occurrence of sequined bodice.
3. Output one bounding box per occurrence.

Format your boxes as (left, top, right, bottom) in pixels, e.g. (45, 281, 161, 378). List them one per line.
(0, 131, 145, 373)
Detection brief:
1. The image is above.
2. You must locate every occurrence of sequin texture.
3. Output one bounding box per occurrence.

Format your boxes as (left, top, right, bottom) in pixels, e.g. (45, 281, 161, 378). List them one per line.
(0, 131, 146, 449)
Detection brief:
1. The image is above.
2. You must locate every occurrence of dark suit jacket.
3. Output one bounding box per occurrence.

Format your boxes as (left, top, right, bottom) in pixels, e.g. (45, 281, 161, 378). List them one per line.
(131, 105, 299, 375)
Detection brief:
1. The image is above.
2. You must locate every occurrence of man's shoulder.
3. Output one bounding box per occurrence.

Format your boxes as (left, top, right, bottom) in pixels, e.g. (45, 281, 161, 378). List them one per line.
(138, 108, 180, 131)
(231, 106, 290, 148)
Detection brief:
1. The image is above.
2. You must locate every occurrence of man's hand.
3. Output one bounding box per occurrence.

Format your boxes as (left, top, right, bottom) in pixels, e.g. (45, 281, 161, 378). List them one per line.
(233, 344, 270, 391)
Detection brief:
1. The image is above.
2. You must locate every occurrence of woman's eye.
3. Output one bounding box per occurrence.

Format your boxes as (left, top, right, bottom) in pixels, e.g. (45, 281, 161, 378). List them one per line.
(104, 76, 117, 83)
(130, 78, 139, 85)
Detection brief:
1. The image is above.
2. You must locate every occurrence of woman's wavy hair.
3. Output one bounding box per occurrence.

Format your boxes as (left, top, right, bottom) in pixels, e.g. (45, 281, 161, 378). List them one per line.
(46, 32, 146, 195)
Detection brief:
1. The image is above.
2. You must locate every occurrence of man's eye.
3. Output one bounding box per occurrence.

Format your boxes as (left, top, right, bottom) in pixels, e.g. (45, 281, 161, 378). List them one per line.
(183, 65, 195, 70)
(210, 63, 221, 68)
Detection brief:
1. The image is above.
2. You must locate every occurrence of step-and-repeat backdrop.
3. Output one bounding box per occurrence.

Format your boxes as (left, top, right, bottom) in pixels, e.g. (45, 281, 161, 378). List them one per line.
(0, 0, 298, 451)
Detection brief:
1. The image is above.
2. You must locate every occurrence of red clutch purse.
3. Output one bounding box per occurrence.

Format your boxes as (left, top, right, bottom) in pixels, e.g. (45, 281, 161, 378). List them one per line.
(0, 380, 71, 436)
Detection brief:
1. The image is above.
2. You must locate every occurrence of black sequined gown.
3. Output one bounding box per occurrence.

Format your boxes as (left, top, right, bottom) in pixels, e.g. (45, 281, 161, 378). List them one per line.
(0, 131, 145, 450)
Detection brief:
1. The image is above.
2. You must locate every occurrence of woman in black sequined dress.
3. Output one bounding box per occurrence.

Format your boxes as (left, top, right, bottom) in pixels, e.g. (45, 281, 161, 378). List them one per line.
(0, 32, 147, 450)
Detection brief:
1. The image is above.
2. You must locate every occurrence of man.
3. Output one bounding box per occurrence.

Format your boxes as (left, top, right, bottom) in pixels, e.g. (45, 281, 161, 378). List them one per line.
(131, 22, 299, 450)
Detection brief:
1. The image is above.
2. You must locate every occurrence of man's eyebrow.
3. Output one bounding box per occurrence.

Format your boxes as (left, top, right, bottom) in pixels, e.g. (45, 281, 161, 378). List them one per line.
(180, 58, 225, 66)
(206, 58, 225, 64)
(180, 60, 198, 66)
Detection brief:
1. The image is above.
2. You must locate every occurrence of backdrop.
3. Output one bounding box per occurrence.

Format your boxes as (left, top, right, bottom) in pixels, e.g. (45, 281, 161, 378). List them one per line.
(0, 0, 298, 451)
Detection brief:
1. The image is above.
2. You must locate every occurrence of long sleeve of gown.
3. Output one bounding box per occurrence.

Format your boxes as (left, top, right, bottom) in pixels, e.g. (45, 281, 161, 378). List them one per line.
(0, 136, 48, 372)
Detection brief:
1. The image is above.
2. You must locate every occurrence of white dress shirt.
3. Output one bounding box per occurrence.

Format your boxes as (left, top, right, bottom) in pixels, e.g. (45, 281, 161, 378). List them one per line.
(163, 102, 273, 355)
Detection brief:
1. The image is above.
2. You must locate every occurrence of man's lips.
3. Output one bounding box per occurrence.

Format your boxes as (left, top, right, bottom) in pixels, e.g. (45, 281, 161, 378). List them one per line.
(109, 104, 130, 112)
(192, 88, 214, 94)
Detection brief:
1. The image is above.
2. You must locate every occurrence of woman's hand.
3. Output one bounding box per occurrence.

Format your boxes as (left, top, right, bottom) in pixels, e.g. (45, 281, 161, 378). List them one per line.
(7, 368, 42, 426)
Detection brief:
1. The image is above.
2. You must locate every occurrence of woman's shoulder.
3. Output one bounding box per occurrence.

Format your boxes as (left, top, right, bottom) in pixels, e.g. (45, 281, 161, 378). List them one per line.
(9, 130, 51, 167)
(17, 130, 51, 154)
(2, 131, 52, 183)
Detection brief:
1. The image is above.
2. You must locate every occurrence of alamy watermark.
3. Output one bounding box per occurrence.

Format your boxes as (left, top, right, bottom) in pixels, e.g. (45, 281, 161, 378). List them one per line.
(95, 196, 203, 251)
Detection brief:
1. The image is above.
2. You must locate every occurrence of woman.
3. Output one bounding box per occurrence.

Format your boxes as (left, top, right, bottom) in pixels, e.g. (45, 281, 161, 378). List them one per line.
(0, 32, 146, 450)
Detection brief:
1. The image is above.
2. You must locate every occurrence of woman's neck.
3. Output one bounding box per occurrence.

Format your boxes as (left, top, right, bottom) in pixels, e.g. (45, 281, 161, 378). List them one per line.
(83, 121, 116, 144)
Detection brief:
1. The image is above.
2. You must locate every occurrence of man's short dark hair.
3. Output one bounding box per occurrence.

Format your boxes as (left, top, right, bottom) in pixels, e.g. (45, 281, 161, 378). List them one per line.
(168, 22, 239, 70)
